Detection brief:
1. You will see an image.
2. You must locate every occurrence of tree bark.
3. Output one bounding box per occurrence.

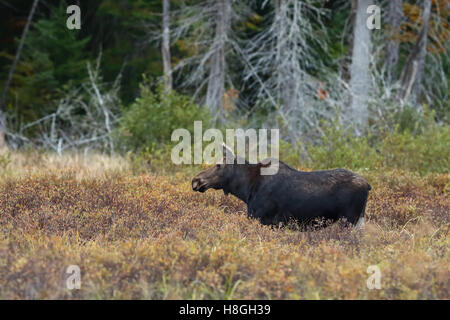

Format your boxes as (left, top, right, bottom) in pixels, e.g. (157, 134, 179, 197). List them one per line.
(0, 0, 39, 149)
(206, 0, 230, 122)
(276, 0, 296, 116)
(349, 0, 372, 135)
(162, 0, 172, 92)
(385, 0, 403, 83)
(398, 0, 431, 106)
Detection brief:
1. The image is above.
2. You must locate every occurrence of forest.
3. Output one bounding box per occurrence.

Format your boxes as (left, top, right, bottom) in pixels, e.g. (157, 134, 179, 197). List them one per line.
(0, 0, 448, 300)
(0, 0, 448, 155)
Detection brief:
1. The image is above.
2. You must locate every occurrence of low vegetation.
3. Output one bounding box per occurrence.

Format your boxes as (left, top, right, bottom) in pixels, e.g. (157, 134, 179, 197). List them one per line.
(0, 150, 448, 299)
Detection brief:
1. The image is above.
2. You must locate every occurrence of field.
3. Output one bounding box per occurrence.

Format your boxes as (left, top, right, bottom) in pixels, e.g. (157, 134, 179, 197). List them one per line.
(0, 151, 448, 299)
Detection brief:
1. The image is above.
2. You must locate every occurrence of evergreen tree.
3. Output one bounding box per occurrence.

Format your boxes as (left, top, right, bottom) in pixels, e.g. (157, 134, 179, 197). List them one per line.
(12, 3, 90, 123)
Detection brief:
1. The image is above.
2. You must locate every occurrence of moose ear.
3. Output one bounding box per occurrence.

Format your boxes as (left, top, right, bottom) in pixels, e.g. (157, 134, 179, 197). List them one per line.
(258, 159, 272, 168)
(258, 158, 279, 175)
(222, 143, 235, 163)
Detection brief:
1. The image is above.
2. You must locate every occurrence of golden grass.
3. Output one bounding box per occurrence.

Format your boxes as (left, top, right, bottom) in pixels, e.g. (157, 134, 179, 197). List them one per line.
(0, 152, 448, 299)
(0, 149, 129, 179)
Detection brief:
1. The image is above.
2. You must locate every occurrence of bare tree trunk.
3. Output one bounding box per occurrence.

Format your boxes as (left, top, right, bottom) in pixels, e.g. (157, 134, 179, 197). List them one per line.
(0, 0, 39, 148)
(349, 0, 372, 135)
(385, 0, 403, 83)
(0, 107, 5, 149)
(276, 0, 296, 115)
(398, 0, 431, 106)
(276, 0, 299, 144)
(206, 0, 230, 122)
(344, 0, 358, 82)
(162, 0, 172, 92)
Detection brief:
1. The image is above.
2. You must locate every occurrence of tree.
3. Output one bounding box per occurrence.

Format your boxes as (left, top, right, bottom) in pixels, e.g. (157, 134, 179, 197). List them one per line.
(171, 0, 247, 123)
(398, 0, 432, 106)
(0, 0, 39, 148)
(205, 0, 230, 122)
(349, 0, 372, 135)
(11, 56, 122, 154)
(162, 0, 172, 92)
(241, 0, 328, 141)
(384, 0, 403, 83)
(11, 3, 90, 123)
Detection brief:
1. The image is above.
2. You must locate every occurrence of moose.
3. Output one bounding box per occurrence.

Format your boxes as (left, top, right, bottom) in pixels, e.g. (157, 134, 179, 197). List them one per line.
(192, 145, 371, 229)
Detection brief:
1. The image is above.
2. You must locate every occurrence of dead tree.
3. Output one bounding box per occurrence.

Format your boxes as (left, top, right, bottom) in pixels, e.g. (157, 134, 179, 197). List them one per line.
(0, 0, 39, 148)
(349, 0, 372, 135)
(240, 0, 328, 142)
(170, 0, 248, 123)
(398, 0, 432, 106)
(385, 0, 403, 83)
(205, 0, 231, 122)
(10, 55, 121, 154)
(162, 0, 172, 92)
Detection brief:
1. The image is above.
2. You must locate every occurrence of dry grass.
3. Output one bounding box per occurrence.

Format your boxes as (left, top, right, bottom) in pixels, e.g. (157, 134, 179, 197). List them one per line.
(0, 151, 448, 299)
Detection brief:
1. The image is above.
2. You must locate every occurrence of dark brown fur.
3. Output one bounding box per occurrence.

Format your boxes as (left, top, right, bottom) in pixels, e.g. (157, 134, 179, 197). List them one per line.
(192, 148, 371, 228)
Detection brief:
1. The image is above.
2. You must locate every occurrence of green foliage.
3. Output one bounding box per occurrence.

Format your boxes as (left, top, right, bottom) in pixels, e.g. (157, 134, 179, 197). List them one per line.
(278, 140, 303, 167)
(392, 106, 429, 134)
(381, 124, 450, 175)
(378, 107, 449, 174)
(305, 119, 382, 170)
(279, 115, 449, 175)
(10, 2, 90, 122)
(118, 79, 211, 152)
(126, 144, 178, 175)
(25, 5, 89, 85)
(0, 152, 11, 170)
(380, 105, 437, 135)
(95, 0, 162, 103)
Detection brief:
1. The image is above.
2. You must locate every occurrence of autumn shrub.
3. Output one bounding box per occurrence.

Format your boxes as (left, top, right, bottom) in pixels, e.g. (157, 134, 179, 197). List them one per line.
(0, 157, 448, 299)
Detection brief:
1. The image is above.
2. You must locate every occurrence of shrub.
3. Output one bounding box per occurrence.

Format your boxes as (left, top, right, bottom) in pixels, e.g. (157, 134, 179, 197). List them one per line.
(305, 120, 382, 170)
(286, 115, 450, 175)
(380, 124, 450, 175)
(118, 79, 211, 152)
(278, 140, 303, 168)
(0, 158, 448, 299)
(0, 151, 11, 170)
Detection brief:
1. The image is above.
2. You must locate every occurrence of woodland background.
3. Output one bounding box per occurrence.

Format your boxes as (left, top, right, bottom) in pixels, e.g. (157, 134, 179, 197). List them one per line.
(0, 0, 448, 162)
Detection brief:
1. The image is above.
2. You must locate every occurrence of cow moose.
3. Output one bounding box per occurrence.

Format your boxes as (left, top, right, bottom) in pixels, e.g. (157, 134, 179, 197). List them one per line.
(192, 144, 371, 229)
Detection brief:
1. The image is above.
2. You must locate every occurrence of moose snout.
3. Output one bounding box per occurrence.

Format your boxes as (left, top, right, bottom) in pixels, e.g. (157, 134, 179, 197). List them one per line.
(192, 177, 203, 191)
(192, 177, 208, 192)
